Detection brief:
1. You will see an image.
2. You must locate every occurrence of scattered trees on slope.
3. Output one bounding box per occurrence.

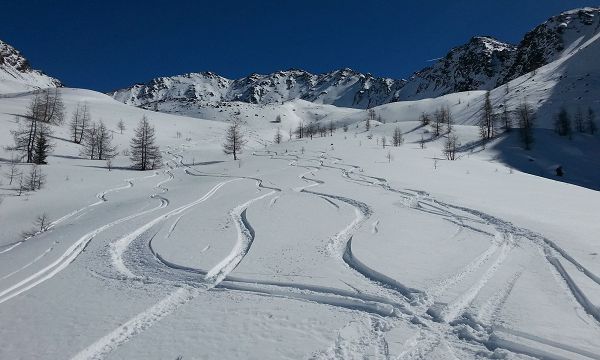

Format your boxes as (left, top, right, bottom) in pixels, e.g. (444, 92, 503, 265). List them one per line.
(82, 120, 117, 160)
(444, 134, 459, 160)
(69, 103, 91, 144)
(10, 90, 65, 164)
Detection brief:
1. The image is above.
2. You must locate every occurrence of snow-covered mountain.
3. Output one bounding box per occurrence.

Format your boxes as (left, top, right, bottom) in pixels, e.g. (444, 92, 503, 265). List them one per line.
(110, 7, 600, 110)
(0, 40, 62, 93)
(399, 8, 600, 100)
(396, 36, 516, 100)
(501, 7, 600, 84)
(110, 68, 405, 110)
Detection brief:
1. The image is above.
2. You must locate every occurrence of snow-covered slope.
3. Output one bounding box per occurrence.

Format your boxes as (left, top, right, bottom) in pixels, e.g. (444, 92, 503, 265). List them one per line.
(502, 7, 600, 83)
(0, 40, 62, 93)
(399, 8, 600, 100)
(110, 68, 405, 110)
(1, 87, 600, 359)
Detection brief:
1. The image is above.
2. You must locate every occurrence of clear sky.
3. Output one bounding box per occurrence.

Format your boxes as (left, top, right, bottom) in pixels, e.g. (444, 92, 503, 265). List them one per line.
(1, 0, 595, 91)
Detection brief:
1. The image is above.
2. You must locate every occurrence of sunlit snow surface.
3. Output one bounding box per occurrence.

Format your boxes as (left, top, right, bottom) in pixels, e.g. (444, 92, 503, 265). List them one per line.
(0, 85, 599, 360)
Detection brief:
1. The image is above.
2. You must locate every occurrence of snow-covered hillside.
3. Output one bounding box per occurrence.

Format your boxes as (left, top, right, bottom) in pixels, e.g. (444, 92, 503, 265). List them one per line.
(110, 68, 406, 110)
(1, 5, 600, 360)
(1, 86, 600, 359)
(0, 40, 62, 93)
(397, 8, 600, 100)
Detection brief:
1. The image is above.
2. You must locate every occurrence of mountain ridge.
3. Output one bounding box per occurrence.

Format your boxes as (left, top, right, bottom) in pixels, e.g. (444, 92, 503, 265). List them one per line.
(0, 40, 62, 93)
(109, 7, 600, 110)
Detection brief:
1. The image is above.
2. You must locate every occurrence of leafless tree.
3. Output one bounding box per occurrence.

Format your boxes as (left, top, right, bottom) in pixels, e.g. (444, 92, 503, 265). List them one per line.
(26, 164, 46, 191)
(306, 123, 315, 140)
(574, 108, 584, 133)
(96, 121, 117, 160)
(444, 134, 460, 160)
(432, 109, 444, 136)
(81, 122, 98, 160)
(117, 119, 126, 134)
(28, 89, 65, 125)
(11, 114, 53, 164)
(420, 112, 431, 126)
(554, 108, 571, 138)
(381, 136, 386, 148)
(274, 128, 283, 144)
(3, 156, 21, 185)
(17, 174, 25, 196)
(223, 121, 247, 160)
(70, 103, 90, 143)
(517, 101, 536, 150)
(328, 121, 335, 136)
(294, 122, 305, 139)
(82, 121, 117, 160)
(443, 106, 453, 134)
(392, 127, 403, 146)
(21, 213, 51, 239)
(501, 102, 512, 132)
(130, 116, 163, 169)
(479, 91, 496, 140)
(586, 108, 597, 134)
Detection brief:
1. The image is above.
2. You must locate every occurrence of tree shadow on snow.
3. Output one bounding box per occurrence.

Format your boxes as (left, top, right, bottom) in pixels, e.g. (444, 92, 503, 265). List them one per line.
(489, 129, 600, 191)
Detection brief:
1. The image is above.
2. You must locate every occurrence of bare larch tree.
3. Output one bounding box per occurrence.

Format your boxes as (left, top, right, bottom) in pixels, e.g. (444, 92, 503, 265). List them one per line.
(130, 116, 162, 170)
(223, 121, 247, 160)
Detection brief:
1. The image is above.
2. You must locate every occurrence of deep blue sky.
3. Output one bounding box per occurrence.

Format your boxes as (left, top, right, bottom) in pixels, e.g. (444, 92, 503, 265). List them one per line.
(1, 1, 595, 91)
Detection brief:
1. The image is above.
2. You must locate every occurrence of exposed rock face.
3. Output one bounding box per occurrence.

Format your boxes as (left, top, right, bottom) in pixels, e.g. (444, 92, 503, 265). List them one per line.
(0, 40, 62, 93)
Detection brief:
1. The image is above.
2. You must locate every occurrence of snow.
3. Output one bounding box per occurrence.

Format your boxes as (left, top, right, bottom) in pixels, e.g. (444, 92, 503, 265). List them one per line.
(1, 7, 600, 358)
(1, 83, 599, 360)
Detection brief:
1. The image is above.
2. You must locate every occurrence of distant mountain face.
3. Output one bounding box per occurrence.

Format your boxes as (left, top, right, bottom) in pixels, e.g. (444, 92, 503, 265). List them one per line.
(111, 7, 599, 110)
(110, 68, 406, 110)
(501, 7, 600, 83)
(396, 37, 516, 100)
(400, 7, 600, 100)
(0, 40, 62, 93)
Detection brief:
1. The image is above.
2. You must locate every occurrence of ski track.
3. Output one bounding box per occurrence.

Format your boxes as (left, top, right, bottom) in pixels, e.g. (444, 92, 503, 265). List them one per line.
(10, 147, 598, 360)
(477, 270, 523, 326)
(110, 179, 238, 279)
(437, 236, 514, 323)
(0, 246, 53, 281)
(78, 174, 276, 358)
(0, 172, 158, 257)
(205, 187, 277, 286)
(424, 236, 502, 306)
(300, 155, 600, 358)
(0, 198, 168, 305)
(70, 286, 200, 360)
